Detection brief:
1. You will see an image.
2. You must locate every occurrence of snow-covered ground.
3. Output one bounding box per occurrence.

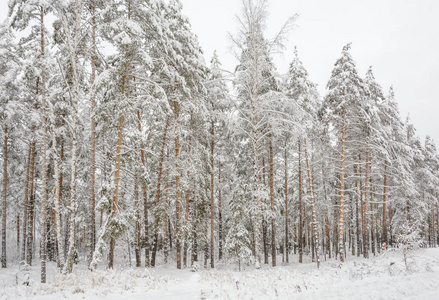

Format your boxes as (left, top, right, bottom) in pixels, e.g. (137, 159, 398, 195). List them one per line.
(1, 248, 439, 300)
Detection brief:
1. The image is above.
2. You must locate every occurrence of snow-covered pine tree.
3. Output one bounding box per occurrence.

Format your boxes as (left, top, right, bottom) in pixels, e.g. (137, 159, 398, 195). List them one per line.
(285, 47, 320, 264)
(323, 43, 366, 262)
(0, 21, 20, 269)
(231, 0, 296, 269)
(9, 0, 56, 282)
(362, 66, 386, 258)
(206, 50, 230, 267)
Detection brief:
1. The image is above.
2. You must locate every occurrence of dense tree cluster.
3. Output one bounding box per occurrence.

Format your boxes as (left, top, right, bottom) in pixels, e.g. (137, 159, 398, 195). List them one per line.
(1, 0, 438, 282)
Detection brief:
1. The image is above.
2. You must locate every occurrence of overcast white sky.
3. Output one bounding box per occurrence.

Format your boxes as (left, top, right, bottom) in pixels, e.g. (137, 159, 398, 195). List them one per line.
(1, 0, 438, 145)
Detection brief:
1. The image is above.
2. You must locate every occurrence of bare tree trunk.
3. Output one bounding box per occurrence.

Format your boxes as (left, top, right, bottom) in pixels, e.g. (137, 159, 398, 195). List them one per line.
(204, 193, 209, 269)
(350, 193, 355, 256)
(184, 114, 193, 268)
(108, 76, 125, 269)
(63, 2, 82, 274)
(253, 140, 262, 269)
(218, 162, 223, 261)
(269, 132, 276, 267)
(298, 139, 303, 263)
(371, 201, 375, 255)
(284, 139, 289, 263)
(168, 200, 173, 249)
(262, 158, 268, 264)
(190, 175, 197, 266)
(88, 0, 97, 267)
(363, 148, 370, 259)
(338, 106, 346, 262)
(39, 7, 48, 282)
(359, 155, 364, 255)
(431, 204, 435, 248)
(321, 221, 325, 261)
(109, 103, 124, 269)
(21, 144, 32, 261)
(371, 179, 376, 255)
(135, 110, 150, 268)
(63, 90, 79, 274)
(375, 202, 380, 253)
(355, 163, 360, 257)
(52, 130, 64, 270)
(26, 140, 36, 266)
(17, 215, 20, 254)
(382, 160, 387, 246)
(108, 0, 131, 269)
(1, 126, 7, 268)
(143, 176, 150, 268)
(59, 138, 65, 261)
(436, 204, 439, 247)
(151, 116, 169, 267)
(164, 149, 170, 264)
(333, 195, 338, 259)
(47, 208, 55, 262)
(304, 138, 320, 268)
(174, 101, 182, 269)
(210, 120, 215, 269)
(322, 164, 331, 259)
(134, 172, 141, 267)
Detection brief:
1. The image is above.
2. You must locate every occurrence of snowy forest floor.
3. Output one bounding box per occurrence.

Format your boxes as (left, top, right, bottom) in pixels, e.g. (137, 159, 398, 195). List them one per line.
(1, 247, 439, 300)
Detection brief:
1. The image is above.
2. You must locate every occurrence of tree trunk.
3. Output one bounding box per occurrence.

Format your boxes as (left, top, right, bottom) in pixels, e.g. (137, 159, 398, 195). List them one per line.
(436, 205, 439, 247)
(350, 193, 355, 256)
(333, 195, 338, 259)
(262, 158, 268, 265)
(62, 0, 82, 274)
(151, 116, 170, 266)
(269, 132, 276, 267)
(17, 215, 20, 254)
(363, 148, 370, 259)
(164, 149, 170, 264)
(52, 130, 64, 270)
(204, 187, 209, 269)
(284, 139, 289, 263)
(371, 180, 376, 255)
(430, 205, 436, 248)
(1, 126, 7, 268)
(210, 120, 215, 269)
(59, 138, 65, 262)
(355, 163, 361, 257)
(358, 155, 365, 254)
(134, 172, 141, 267)
(322, 164, 331, 259)
(63, 93, 79, 274)
(107, 0, 132, 269)
(133, 105, 150, 268)
(39, 7, 48, 282)
(382, 160, 387, 246)
(298, 139, 303, 263)
(375, 202, 380, 253)
(250, 102, 262, 269)
(21, 144, 32, 261)
(88, 0, 97, 267)
(338, 106, 346, 262)
(136, 110, 150, 268)
(218, 162, 223, 261)
(26, 140, 36, 266)
(108, 73, 126, 269)
(174, 100, 182, 269)
(304, 138, 320, 268)
(184, 114, 193, 268)
(253, 147, 262, 269)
